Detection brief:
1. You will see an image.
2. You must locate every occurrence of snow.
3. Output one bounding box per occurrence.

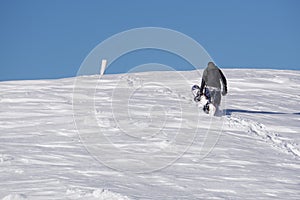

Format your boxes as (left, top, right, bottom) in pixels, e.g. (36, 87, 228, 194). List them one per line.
(0, 69, 299, 199)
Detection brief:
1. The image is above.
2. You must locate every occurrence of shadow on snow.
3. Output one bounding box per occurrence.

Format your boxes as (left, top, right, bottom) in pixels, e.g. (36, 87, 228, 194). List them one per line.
(225, 109, 300, 116)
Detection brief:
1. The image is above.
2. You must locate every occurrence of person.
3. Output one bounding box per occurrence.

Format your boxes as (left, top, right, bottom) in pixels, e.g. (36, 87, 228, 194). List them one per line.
(199, 62, 227, 111)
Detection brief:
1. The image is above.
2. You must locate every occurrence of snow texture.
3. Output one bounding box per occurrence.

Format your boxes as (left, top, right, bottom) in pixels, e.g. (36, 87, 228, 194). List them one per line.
(0, 69, 299, 199)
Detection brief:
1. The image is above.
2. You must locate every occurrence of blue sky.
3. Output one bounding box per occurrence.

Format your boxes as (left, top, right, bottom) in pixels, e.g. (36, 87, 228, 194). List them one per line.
(0, 0, 299, 81)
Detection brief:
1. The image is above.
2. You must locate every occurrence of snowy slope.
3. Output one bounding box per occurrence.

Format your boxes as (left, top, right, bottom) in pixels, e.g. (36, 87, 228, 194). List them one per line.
(0, 69, 299, 199)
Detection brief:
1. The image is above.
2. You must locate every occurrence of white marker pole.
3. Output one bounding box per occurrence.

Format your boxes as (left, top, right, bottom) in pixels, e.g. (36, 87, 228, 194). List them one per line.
(100, 59, 107, 76)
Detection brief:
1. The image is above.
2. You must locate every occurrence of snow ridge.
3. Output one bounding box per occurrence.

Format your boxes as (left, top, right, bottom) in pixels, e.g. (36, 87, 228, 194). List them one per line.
(66, 188, 131, 200)
(1, 194, 27, 200)
(123, 74, 192, 103)
(226, 115, 300, 158)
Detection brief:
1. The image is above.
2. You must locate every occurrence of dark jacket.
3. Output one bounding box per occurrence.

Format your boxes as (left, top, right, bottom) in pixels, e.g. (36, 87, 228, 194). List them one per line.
(200, 62, 227, 94)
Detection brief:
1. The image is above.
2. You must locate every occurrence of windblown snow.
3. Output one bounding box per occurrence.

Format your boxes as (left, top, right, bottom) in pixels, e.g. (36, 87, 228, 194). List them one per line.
(0, 69, 299, 199)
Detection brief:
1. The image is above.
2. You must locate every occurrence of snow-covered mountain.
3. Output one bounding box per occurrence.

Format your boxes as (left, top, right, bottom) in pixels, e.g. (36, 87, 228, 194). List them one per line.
(0, 69, 299, 199)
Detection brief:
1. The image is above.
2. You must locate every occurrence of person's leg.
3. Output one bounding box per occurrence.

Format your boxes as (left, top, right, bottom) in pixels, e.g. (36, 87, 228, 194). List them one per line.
(214, 91, 221, 107)
(209, 88, 221, 107)
(209, 89, 216, 104)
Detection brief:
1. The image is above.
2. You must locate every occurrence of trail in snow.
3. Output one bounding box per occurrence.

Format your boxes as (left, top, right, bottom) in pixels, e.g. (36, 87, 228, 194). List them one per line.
(225, 115, 300, 158)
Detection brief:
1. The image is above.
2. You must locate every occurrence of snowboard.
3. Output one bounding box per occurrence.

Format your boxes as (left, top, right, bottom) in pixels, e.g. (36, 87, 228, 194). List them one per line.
(191, 85, 216, 116)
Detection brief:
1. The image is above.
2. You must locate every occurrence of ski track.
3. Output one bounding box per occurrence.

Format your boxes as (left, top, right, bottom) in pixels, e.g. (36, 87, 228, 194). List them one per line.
(225, 115, 300, 158)
(1, 69, 300, 199)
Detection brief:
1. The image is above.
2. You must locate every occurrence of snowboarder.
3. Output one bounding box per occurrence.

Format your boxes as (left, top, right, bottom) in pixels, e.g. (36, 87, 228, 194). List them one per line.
(193, 62, 227, 114)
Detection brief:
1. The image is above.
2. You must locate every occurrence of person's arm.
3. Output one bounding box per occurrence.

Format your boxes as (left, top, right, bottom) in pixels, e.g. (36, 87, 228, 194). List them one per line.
(219, 69, 227, 95)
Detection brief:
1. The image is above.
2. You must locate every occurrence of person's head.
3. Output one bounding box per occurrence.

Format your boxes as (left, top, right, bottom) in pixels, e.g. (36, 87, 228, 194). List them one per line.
(207, 62, 215, 67)
(207, 62, 216, 69)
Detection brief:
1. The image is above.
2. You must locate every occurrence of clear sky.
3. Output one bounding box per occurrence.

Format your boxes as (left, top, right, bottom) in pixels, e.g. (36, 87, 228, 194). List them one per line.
(0, 0, 299, 81)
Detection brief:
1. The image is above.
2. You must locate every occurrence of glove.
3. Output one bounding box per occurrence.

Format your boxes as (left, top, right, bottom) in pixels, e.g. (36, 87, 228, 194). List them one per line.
(222, 86, 227, 96)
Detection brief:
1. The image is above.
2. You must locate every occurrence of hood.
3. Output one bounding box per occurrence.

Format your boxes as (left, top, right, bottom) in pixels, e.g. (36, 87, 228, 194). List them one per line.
(207, 62, 217, 70)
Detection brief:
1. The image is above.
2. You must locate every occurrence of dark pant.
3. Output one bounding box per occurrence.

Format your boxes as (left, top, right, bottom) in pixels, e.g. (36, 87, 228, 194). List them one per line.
(206, 87, 221, 107)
